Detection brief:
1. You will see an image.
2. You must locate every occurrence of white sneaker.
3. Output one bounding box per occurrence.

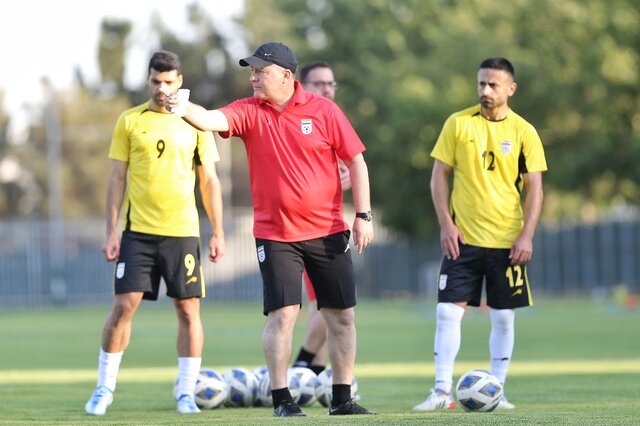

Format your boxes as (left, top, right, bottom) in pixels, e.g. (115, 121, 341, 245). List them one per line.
(495, 394, 515, 410)
(85, 386, 113, 416)
(176, 394, 201, 414)
(412, 388, 456, 411)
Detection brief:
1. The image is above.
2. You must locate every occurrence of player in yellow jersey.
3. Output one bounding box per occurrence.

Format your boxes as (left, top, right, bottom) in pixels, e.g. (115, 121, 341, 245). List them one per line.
(85, 51, 226, 416)
(413, 57, 547, 412)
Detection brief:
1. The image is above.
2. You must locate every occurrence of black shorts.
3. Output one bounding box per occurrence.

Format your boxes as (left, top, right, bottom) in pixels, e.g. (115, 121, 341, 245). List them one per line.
(114, 231, 205, 300)
(255, 231, 356, 315)
(437, 244, 532, 309)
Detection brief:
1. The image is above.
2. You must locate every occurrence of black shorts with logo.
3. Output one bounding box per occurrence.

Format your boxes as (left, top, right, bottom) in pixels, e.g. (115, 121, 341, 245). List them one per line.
(255, 231, 356, 315)
(113, 231, 205, 300)
(437, 244, 532, 309)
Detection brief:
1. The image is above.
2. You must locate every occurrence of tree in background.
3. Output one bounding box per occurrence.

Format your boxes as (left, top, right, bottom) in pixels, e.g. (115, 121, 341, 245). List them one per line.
(0, 90, 36, 216)
(2, 3, 252, 219)
(98, 20, 132, 96)
(244, 0, 640, 237)
(4, 1, 640, 228)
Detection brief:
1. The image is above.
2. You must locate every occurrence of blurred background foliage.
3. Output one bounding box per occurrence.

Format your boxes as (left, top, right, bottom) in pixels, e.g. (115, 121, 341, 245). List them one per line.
(1, 0, 639, 240)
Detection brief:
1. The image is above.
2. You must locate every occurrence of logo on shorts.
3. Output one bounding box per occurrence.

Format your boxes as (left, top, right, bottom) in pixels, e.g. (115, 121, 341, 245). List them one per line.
(344, 244, 350, 252)
(184, 276, 198, 286)
(511, 288, 523, 297)
(257, 245, 266, 263)
(301, 119, 313, 135)
(438, 274, 448, 290)
(116, 262, 125, 279)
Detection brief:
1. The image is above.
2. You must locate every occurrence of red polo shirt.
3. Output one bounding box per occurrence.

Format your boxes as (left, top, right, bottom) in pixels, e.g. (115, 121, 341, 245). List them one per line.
(219, 81, 365, 242)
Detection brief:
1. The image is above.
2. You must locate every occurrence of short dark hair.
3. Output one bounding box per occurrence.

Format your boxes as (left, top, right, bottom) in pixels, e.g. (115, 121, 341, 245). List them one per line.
(300, 60, 333, 83)
(148, 50, 182, 75)
(479, 57, 515, 78)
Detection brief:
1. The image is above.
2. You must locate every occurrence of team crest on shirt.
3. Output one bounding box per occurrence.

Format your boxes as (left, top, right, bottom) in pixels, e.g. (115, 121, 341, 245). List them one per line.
(301, 119, 313, 135)
(501, 140, 512, 154)
(116, 262, 125, 279)
(257, 245, 266, 263)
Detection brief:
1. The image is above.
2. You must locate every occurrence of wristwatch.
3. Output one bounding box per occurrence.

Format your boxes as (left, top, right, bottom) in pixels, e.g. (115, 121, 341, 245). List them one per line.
(355, 211, 373, 221)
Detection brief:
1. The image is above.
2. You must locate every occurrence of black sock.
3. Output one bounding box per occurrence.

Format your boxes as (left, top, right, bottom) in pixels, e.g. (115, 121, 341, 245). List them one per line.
(310, 364, 325, 375)
(331, 384, 351, 406)
(292, 347, 315, 368)
(271, 387, 293, 408)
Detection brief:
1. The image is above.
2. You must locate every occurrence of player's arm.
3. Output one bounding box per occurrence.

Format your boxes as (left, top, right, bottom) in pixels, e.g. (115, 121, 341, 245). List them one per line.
(198, 161, 226, 263)
(184, 103, 230, 132)
(164, 93, 230, 132)
(510, 171, 544, 265)
(103, 160, 128, 262)
(343, 153, 373, 254)
(430, 159, 465, 260)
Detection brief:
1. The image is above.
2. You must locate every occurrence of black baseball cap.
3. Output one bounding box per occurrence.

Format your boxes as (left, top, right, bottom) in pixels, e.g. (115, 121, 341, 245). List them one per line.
(239, 42, 298, 73)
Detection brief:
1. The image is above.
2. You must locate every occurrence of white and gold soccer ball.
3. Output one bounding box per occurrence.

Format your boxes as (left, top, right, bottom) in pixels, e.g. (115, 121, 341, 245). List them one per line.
(455, 369, 503, 412)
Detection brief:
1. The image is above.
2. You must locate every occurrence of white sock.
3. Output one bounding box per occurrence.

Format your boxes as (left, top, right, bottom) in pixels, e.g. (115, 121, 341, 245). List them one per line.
(434, 303, 465, 394)
(96, 348, 123, 392)
(489, 308, 515, 386)
(176, 357, 202, 399)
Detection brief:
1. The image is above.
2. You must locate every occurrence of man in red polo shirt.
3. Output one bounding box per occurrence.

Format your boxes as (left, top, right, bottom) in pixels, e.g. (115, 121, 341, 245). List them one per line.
(165, 42, 375, 417)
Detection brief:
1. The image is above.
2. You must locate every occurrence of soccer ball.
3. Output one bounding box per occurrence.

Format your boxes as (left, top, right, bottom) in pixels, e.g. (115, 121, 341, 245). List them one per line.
(222, 367, 259, 407)
(257, 372, 273, 407)
(315, 368, 359, 407)
(252, 366, 269, 381)
(285, 368, 302, 403)
(195, 369, 228, 409)
(288, 367, 319, 406)
(251, 366, 269, 406)
(173, 368, 227, 409)
(455, 369, 503, 412)
(256, 368, 297, 407)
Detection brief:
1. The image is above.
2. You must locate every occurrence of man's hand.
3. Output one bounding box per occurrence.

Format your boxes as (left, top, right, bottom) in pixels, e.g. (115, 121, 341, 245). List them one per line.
(440, 222, 466, 260)
(509, 233, 533, 265)
(102, 233, 120, 262)
(208, 234, 226, 263)
(352, 219, 373, 254)
(161, 88, 178, 112)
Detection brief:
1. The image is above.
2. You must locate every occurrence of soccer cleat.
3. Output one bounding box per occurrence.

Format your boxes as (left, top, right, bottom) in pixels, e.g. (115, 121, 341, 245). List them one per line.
(176, 394, 201, 414)
(273, 400, 306, 417)
(85, 385, 113, 416)
(412, 388, 456, 411)
(329, 399, 376, 415)
(495, 394, 515, 410)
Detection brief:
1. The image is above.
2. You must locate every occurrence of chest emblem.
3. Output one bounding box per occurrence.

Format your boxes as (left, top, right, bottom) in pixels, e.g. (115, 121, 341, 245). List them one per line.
(301, 119, 313, 135)
(501, 140, 512, 154)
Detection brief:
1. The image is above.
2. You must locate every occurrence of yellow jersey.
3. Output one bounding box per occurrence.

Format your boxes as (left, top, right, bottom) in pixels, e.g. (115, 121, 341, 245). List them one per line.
(108, 102, 219, 237)
(431, 104, 547, 248)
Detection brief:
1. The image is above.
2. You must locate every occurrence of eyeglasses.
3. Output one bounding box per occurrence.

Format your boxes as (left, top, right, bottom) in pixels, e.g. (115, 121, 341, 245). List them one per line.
(306, 81, 338, 89)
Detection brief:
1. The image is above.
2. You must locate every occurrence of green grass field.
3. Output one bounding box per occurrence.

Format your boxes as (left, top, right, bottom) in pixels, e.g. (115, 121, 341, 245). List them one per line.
(1, 297, 639, 425)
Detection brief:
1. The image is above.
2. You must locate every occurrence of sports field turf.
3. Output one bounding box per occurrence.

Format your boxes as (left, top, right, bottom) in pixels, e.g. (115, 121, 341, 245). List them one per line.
(1, 297, 638, 425)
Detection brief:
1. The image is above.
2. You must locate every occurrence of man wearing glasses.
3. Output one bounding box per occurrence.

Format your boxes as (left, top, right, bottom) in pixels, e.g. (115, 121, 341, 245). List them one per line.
(292, 61, 350, 379)
(301, 61, 339, 97)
